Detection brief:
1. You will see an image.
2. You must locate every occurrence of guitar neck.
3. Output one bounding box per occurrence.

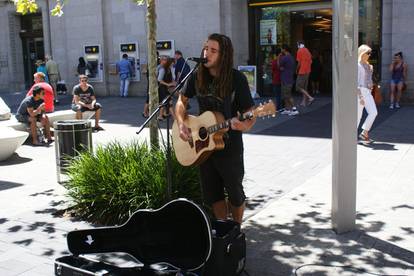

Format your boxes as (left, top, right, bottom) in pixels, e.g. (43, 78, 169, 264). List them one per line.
(207, 111, 253, 134)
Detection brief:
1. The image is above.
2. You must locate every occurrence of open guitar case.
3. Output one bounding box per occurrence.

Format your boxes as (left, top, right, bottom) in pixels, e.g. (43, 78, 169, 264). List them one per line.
(55, 198, 246, 276)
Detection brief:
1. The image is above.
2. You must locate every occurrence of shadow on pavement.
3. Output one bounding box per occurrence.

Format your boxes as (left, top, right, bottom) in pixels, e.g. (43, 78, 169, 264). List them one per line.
(257, 101, 414, 145)
(359, 141, 398, 151)
(243, 200, 414, 275)
(0, 153, 32, 166)
(0, 181, 23, 191)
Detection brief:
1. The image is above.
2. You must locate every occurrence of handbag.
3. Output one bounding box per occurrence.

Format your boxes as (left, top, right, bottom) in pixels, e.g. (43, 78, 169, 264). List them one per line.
(371, 84, 382, 106)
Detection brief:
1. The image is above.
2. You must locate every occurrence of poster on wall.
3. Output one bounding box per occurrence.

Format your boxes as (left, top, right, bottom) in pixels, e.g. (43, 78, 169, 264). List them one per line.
(238, 65, 258, 99)
(260, 19, 277, 45)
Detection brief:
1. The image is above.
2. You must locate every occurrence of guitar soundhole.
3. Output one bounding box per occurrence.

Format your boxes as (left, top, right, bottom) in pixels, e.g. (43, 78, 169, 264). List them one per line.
(199, 127, 208, 140)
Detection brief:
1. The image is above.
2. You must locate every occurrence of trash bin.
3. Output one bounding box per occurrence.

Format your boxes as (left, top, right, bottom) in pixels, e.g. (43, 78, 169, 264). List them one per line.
(54, 120, 92, 183)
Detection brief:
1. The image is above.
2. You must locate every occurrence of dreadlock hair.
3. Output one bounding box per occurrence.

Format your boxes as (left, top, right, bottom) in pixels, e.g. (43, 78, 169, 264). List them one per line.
(197, 33, 234, 99)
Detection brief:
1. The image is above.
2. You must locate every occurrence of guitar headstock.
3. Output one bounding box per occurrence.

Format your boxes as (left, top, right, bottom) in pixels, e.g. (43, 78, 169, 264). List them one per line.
(253, 100, 276, 119)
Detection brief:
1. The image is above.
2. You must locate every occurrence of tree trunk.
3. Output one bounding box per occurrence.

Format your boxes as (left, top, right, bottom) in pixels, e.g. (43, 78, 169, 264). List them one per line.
(147, 0, 159, 148)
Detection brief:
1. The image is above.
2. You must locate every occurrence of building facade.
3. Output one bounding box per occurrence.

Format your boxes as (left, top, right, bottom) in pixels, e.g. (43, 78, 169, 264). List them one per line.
(0, 0, 249, 96)
(0, 0, 413, 102)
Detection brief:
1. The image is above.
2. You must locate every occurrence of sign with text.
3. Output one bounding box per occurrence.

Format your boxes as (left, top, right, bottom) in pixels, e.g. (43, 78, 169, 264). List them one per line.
(156, 41, 172, 50)
(85, 46, 99, 54)
(120, 43, 137, 52)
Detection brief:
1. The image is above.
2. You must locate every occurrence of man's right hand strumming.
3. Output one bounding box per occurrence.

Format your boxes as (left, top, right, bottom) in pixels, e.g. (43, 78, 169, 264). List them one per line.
(178, 123, 191, 142)
(175, 94, 191, 141)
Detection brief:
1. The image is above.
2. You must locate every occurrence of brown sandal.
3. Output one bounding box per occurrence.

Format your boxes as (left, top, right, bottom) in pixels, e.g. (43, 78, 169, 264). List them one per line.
(359, 132, 369, 142)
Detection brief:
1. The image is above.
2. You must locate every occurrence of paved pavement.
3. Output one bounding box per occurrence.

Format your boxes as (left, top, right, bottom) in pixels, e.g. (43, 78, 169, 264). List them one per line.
(0, 91, 414, 275)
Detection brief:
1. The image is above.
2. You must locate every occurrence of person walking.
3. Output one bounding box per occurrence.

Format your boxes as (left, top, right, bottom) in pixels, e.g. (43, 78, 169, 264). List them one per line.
(295, 41, 314, 106)
(271, 49, 283, 111)
(77, 57, 88, 76)
(357, 44, 378, 143)
(310, 50, 322, 95)
(116, 54, 134, 97)
(45, 54, 61, 104)
(279, 45, 298, 116)
(389, 52, 408, 109)
(35, 60, 49, 83)
(175, 33, 256, 224)
(157, 56, 176, 120)
(174, 50, 190, 84)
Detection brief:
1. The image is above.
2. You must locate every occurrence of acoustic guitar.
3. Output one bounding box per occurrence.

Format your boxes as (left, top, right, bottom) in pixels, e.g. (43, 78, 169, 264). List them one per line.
(66, 199, 212, 272)
(172, 100, 276, 166)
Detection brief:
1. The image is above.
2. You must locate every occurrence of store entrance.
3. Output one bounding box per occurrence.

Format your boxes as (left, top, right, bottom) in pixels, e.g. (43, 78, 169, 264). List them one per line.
(19, 13, 44, 89)
(292, 9, 332, 95)
(257, 4, 333, 97)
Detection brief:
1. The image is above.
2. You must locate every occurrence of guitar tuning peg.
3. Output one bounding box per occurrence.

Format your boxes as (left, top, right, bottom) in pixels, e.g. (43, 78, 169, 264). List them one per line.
(259, 102, 263, 106)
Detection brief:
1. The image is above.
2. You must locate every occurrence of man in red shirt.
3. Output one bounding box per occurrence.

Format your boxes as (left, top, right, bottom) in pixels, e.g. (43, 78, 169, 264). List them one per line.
(296, 41, 315, 106)
(26, 72, 55, 113)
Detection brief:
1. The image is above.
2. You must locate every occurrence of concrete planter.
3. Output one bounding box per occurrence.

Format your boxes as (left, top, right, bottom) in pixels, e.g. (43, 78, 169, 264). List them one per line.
(0, 127, 28, 161)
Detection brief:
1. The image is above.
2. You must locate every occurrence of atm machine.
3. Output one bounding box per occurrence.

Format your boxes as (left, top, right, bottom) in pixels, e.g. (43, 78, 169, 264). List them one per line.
(156, 40, 175, 57)
(120, 42, 141, 81)
(84, 45, 103, 82)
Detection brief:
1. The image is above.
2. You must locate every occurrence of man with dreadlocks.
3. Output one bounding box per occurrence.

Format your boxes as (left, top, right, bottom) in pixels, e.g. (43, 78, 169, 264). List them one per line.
(175, 33, 256, 223)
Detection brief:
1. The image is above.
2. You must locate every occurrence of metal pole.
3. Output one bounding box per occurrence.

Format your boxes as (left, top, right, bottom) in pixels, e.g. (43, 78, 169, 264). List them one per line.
(331, 0, 358, 233)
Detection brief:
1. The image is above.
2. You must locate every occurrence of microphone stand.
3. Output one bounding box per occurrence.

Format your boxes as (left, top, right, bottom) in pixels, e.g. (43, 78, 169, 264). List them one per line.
(136, 59, 201, 201)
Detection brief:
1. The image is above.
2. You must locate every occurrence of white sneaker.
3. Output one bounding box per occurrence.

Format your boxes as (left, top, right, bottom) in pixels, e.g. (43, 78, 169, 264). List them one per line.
(395, 103, 400, 109)
(289, 110, 299, 116)
(281, 110, 291, 115)
(389, 104, 394, 109)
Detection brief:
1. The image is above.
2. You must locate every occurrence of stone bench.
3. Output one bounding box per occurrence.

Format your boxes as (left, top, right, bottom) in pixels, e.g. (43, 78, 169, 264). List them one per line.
(0, 110, 95, 161)
(0, 127, 29, 161)
(0, 110, 95, 132)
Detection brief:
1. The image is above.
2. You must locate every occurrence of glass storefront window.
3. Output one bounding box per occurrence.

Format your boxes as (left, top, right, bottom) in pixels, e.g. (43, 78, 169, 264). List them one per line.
(252, 0, 382, 95)
(257, 4, 332, 95)
(359, 0, 382, 80)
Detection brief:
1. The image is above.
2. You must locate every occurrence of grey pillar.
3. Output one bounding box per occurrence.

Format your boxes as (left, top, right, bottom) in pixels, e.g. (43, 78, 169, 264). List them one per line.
(331, 0, 358, 233)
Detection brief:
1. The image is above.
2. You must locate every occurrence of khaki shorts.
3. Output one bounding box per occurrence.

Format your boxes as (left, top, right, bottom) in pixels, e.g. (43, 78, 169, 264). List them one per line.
(281, 84, 293, 99)
(296, 74, 310, 91)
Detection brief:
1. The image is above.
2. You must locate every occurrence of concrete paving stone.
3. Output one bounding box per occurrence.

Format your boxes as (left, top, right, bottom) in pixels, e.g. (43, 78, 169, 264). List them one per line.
(0, 259, 35, 275)
(245, 256, 294, 276)
(21, 263, 55, 276)
(17, 270, 46, 276)
(0, 267, 16, 276)
(390, 246, 414, 265)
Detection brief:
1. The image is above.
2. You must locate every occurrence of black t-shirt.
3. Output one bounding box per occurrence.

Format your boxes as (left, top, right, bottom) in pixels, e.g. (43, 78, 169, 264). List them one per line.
(182, 69, 254, 155)
(16, 96, 44, 117)
(72, 84, 95, 104)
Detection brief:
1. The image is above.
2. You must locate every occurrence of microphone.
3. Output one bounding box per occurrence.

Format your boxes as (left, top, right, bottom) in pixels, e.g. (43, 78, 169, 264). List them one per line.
(188, 57, 207, 64)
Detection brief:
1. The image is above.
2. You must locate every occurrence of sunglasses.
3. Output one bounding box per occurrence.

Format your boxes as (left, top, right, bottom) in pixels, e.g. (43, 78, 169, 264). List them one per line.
(80, 79, 88, 82)
(366, 51, 372, 56)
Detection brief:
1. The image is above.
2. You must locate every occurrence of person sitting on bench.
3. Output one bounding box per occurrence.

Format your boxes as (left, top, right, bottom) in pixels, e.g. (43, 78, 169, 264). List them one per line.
(71, 75, 104, 132)
(16, 85, 53, 146)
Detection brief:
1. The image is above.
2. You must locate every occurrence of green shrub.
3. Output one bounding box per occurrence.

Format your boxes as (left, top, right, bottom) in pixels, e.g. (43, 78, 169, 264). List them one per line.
(65, 140, 201, 225)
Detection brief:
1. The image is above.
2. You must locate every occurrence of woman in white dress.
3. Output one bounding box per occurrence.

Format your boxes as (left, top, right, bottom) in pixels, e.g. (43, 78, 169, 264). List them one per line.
(357, 44, 378, 142)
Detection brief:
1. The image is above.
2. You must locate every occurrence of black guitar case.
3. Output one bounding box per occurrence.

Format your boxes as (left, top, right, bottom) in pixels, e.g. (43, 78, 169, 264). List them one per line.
(55, 198, 245, 276)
